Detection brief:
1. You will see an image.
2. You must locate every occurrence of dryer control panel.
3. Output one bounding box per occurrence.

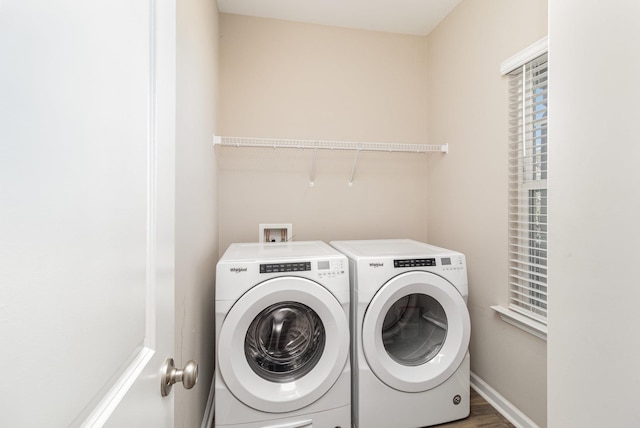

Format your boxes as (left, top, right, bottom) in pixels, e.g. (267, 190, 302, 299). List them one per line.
(394, 256, 465, 271)
(394, 258, 436, 268)
(440, 256, 466, 272)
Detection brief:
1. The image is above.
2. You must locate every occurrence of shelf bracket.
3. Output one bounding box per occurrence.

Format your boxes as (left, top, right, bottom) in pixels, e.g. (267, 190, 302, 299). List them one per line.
(348, 149, 361, 188)
(309, 148, 318, 187)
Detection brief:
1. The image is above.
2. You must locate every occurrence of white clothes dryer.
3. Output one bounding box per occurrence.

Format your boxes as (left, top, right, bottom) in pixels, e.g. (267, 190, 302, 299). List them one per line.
(215, 241, 350, 428)
(330, 239, 471, 428)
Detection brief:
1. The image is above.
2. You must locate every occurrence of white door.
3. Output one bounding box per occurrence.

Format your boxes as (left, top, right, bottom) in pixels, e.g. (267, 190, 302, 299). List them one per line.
(0, 0, 178, 426)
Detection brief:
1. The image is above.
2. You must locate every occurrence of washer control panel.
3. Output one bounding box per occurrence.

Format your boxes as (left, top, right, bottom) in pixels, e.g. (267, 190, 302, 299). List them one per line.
(258, 259, 346, 278)
(260, 262, 311, 274)
(316, 259, 346, 279)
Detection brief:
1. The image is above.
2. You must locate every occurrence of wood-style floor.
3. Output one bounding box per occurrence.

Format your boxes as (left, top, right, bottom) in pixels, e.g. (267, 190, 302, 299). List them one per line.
(431, 388, 515, 428)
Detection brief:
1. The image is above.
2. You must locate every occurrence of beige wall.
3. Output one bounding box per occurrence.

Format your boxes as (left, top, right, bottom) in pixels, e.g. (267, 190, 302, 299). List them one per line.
(218, 2, 548, 426)
(175, 0, 219, 426)
(218, 14, 430, 252)
(426, 0, 548, 426)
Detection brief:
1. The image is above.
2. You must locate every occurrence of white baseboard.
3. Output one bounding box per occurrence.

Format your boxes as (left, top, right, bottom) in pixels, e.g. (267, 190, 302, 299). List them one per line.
(470, 372, 539, 428)
(200, 373, 215, 428)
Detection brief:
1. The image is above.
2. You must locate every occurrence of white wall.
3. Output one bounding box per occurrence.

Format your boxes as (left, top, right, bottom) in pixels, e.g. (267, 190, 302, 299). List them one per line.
(426, 1, 548, 426)
(547, 1, 640, 426)
(175, 0, 219, 426)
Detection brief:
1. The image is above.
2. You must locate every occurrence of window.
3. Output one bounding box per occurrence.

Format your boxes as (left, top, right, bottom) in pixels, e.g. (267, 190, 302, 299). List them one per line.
(505, 44, 548, 324)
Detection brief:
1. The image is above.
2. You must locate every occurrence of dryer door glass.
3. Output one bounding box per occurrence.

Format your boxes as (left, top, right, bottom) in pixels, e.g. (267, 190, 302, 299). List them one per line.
(245, 301, 326, 383)
(382, 294, 447, 366)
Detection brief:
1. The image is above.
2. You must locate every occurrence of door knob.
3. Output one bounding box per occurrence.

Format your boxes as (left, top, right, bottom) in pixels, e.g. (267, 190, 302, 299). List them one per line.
(160, 357, 199, 397)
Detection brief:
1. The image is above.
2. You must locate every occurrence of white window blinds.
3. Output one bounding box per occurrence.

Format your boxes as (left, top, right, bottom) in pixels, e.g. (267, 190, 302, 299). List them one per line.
(507, 52, 548, 322)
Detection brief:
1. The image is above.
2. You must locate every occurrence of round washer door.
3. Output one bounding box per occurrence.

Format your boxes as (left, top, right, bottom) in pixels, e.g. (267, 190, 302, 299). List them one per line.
(362, 271, 470, 392)
(217, 276, 349, 413)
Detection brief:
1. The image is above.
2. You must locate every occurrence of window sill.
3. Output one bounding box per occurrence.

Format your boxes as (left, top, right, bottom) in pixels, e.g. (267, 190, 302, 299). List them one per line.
(491, 305, 547, 341)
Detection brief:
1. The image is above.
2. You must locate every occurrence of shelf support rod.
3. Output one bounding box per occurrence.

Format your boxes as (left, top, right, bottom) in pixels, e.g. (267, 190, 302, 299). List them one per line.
(348, 149, 361, 187)
(309, 148, 318, 187)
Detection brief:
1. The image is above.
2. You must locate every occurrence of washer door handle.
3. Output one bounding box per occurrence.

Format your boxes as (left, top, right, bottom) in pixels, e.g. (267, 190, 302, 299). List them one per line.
(160, 358, 198, 397)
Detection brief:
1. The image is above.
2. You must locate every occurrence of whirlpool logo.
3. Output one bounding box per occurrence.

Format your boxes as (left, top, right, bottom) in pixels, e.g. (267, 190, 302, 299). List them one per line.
(230, 267, 247, 274)
(369, 262, 384, 268)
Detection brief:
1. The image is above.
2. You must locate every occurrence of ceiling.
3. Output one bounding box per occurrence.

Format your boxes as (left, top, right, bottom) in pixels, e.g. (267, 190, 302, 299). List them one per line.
(216, 0, 462, 36)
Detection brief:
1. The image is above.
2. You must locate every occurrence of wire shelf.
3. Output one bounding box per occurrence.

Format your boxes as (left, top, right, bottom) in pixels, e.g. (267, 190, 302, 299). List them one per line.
(213, 135, 448, 154)
(213, 135, 448, 187)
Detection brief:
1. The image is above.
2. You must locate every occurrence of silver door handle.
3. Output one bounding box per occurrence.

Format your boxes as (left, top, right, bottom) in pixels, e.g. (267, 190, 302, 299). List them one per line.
(160, 357, 198, 397)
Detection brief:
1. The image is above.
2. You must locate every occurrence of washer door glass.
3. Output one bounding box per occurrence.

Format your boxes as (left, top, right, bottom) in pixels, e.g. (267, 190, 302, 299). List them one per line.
(245, 301, 326, 383)
(217, 276, 349, 413)
(382, 294, 447, 366)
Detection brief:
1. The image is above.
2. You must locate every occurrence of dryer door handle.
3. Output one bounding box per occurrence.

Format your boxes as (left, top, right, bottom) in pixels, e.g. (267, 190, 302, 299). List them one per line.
(265, 419, 313, 428)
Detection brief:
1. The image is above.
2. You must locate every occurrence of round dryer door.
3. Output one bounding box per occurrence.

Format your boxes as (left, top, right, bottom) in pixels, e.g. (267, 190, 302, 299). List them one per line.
(362, 271, 470, 393)
(217, 276, 349, 413)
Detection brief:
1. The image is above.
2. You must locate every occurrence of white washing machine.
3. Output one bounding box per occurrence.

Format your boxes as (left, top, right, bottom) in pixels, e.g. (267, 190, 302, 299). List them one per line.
(215, 241, 351, 428)
(330, 239, 471, 428)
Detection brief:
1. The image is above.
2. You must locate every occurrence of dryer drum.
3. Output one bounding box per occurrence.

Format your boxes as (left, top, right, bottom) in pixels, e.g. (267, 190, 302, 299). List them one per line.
(381, 293, 448, 366)
(245, 301, 326, 383)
